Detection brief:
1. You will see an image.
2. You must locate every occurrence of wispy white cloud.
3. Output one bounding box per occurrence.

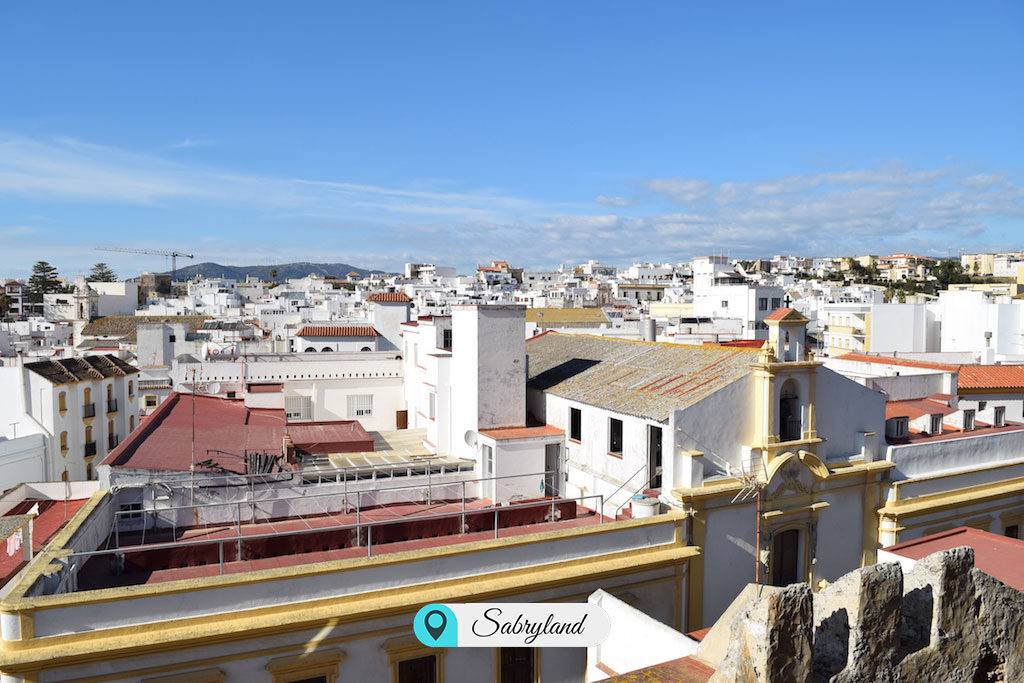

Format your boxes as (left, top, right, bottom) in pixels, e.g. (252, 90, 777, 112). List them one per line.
(0, 133, 1021, 274)
(164, 138, 218, 150)
(0, 133, 550, 223)
(595, 195, 633, 207)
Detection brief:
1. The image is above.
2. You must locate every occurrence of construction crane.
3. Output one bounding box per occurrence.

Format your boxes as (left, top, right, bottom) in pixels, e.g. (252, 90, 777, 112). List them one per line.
(95, 247, 195, 282)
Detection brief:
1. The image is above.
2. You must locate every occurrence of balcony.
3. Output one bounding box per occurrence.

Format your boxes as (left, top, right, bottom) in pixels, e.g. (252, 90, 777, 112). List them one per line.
(107, 399, 118, 414)
(84, 442, 97, 458)
(82, 403, 96, 419)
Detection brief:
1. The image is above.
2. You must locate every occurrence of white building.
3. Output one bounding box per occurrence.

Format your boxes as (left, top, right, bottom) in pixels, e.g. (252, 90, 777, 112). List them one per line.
(0, 354, 139, 483)
(692, 256, 785, 339)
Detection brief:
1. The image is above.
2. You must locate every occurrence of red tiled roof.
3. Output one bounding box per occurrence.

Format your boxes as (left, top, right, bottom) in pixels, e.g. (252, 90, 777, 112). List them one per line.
(4, 280, 24, 286)
(764, 307, 801, 321)
(884, 527, 1024, 592)
(102, 393, 372, 471)
(247, 383, 283, 393)
(885, 399, 956, 420)
(478, 425, 565, 441)
(296, 325, 381, 338)
(0, 498, 89, 587)
(834, 352, 960, 372)
(704, 339, 766, 348)
(366, 292, 412, 303)
(957, 364, 1024, 391)
(603, 655, 715, 682)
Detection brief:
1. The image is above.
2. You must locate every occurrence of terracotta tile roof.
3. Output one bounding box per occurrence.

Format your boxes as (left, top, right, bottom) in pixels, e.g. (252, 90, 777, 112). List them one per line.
(366, 292, 412, 302)
(24, 354, 139, 385)
(603, 655, 714, 682)
(81, 315, 211, 341)
(295, 325, 381, 338)
(526, 332, 760, 422)
(764, 307, 806, 322)
(957, 365, 1024, 391)
(478, 425, 565, 440)
(885, 399, 956, 420)
(705, 339, 766, 348)
(834, 352, 960, 372)
(884, 527, 1024, 592)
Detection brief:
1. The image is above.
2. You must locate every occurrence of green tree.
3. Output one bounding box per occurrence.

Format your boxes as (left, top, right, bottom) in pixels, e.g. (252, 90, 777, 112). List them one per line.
(26, 261, 60, 303)
(932, 259, 971, 289)
(0, 293, 9, 318)
(269, 268, 278, 280)
(88, 262, 117, 282)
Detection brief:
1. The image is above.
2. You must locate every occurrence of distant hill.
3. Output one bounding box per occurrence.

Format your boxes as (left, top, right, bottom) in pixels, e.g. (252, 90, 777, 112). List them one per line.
(161, 261, 394, 281)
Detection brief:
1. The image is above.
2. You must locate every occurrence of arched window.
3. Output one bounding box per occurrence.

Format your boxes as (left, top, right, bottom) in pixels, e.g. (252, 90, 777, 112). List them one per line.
(779, 379, 801, 442)
(304, 347, 317, 353)
(83, 387, 91, 405)
(130, 415, 135, 431)
(86, 463, 93, 480)
(106, 384, 112, 401)
(60, 431, 68, 454)
(321, 346, 333, 352)
(85, 426, 92, 443)
(58, 392, 67, 413)
(128, 380, 133, 396)
(360, 347, 372, 352)
(771, 528, 801, 586)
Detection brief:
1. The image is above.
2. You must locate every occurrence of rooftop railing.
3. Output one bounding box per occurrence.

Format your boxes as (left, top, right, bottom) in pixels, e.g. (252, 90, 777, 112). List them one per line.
(57, 492, 605, 592)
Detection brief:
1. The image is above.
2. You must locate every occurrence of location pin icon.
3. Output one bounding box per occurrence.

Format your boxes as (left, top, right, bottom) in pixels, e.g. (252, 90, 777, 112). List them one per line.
(425, 610, 447, 641)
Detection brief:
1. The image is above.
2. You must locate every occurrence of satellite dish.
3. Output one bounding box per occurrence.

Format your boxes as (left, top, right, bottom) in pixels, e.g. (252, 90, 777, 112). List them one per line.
(464, 430, 478, 448)
(206, 382, 222, 395)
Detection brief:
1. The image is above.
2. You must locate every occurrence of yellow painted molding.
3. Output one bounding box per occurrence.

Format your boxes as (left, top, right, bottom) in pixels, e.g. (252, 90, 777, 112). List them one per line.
(0, 544, 698, 672)
(878, 476, 1024, 519)
(3, 512, 687, 613)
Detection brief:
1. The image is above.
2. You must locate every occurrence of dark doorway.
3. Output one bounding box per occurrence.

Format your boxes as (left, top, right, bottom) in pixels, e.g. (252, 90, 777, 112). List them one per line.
(544, 443, 561, 497)
(648, 425, 663, 489)
(771, 528, 800, 586)
(779, 379, 801, 442)
(396, 409, 408, 430)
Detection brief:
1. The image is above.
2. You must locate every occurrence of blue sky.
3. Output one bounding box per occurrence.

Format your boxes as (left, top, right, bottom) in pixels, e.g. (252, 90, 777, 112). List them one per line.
(1, 2, 1022, 278)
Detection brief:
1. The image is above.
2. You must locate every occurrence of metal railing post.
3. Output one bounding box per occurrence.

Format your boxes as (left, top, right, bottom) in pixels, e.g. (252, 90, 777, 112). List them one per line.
(599, 495, 605, 523)
(114, 512, 120, 548)
(219, 541, 224, 575)
(367, 525, 372, 557)
(494, 507, 498, 539)
(461, 481, 466, 533)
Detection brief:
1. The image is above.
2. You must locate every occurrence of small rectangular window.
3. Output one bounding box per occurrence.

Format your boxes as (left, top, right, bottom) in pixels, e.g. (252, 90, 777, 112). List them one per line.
(930, 414, 942, 434)
(721, 300, 729, 308)
(119, 503, 143, 520)
(994, 406, 1006, 427)
(609, 417, 623, 456)
(1005, 524, 1020, 539)
(285, 395, 313, 421)
(348, 394, 373, 418)
(772, 297, 782, 308)
(442, 328, 452, 350)
(482, 444, 494, 477)
(428, 392, 436, 420)
(168, 334, 176, 342)
(963, 409, 976, 430)
(499, 647, 536, 683)
(398, 656, 437, 683)
(759, 297, 768, 311)
(569, 407, 582, 442)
